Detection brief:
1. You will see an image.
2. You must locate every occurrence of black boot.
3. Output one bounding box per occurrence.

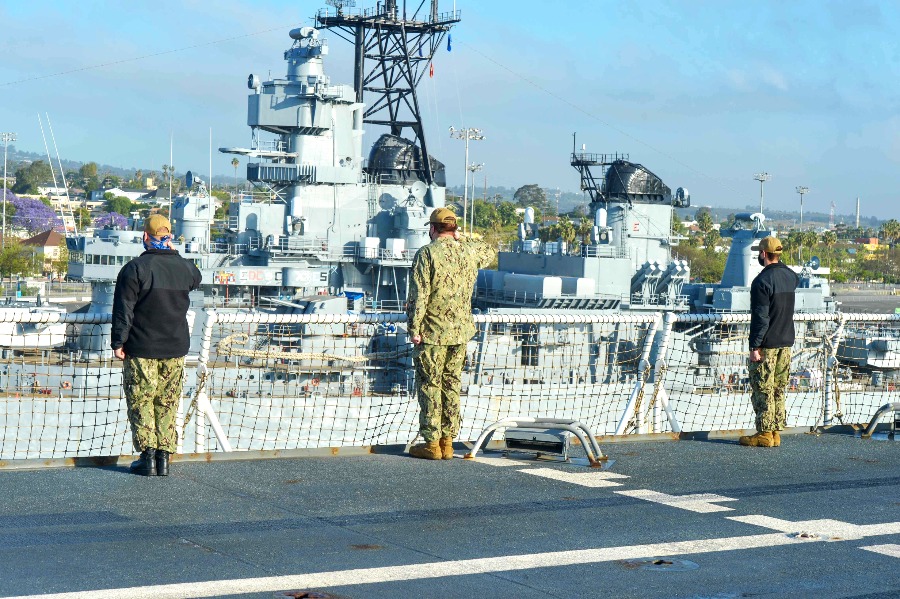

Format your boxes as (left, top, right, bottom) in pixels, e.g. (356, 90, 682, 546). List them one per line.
(130, 448, 157, 476)
(155, 450, 169, 477)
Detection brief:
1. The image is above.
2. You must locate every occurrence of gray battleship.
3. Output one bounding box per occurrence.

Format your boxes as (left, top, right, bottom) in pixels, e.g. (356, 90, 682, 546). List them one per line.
(17, 0, 890, 459)
(2, 4, 897, 595)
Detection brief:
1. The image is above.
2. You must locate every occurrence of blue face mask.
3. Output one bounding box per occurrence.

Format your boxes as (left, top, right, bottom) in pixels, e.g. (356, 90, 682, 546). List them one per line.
(144, 235, 172, 250)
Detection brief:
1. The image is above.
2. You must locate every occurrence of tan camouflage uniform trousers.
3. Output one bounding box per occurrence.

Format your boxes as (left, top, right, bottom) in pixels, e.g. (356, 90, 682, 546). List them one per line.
(407, 235, 495, 442)
(414, 343, 466, 442)
(748, 346, 791, 433)
(123, 356, 185, 453)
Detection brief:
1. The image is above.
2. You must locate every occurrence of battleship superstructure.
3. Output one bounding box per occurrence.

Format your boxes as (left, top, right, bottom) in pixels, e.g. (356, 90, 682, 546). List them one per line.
(66, 2, 461, 356)
(476, 144, 692, 312)
(60, 0, 887, 386)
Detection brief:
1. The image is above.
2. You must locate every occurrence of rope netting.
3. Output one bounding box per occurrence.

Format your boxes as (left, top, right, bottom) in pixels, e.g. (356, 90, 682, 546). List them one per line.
(0, 310, 896, 460)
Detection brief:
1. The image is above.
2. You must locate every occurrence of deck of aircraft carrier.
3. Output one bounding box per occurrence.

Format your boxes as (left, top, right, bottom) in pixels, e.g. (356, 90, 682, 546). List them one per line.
(0, 431, 897, 599)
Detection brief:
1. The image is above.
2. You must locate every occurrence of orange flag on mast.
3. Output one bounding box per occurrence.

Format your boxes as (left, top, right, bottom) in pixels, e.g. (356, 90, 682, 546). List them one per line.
(429, 62, 434, 78)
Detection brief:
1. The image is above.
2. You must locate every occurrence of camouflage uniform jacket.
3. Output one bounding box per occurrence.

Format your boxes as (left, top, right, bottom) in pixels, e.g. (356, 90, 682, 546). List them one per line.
(407, 235, 495, 346)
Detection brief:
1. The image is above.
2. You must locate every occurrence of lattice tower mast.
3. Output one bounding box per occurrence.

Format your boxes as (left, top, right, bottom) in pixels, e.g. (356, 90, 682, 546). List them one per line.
(316, 0, 460, 186)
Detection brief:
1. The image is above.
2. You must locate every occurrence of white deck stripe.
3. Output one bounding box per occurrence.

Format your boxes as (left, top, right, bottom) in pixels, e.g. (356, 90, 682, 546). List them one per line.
(470, 456, 533, 467)
(860, 544, 900, 559)
(4, 532, 815, 599)
(518, 467, 630, 487)
(729, 515, 900, 540)
(615, 489, 738, 513)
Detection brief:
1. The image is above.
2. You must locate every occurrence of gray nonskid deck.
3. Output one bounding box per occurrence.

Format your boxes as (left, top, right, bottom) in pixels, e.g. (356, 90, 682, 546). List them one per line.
(0, 433, 898, 599)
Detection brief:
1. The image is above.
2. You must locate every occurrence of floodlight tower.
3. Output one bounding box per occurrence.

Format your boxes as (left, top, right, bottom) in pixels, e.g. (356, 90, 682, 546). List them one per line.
(449, 126, 484, 232)
(795, 186, 809, 230)
(753, 172, 772, 214)
(316, 0, 460, 186)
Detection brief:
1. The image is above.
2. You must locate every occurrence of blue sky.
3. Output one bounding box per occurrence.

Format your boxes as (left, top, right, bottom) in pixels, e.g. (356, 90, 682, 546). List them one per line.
(1, 1, 898, 220)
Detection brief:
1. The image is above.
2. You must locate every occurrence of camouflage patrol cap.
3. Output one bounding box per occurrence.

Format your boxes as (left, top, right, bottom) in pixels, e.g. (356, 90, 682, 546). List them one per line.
(144, 214, 172, 236)
(759, 236, 783, 254)
(428, 207, 457, 226)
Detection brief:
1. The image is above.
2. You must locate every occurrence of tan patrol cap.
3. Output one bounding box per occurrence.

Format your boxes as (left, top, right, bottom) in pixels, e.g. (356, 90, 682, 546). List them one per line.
(428, 207, 457, 225)
(144, 214, 172, 236)
(759, 236, 783, 254)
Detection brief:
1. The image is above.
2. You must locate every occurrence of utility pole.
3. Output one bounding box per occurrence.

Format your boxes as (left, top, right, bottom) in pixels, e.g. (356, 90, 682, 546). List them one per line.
(753, 172, 772, 214)
(449, 127, 484, 232)
(1, 132, 16, 249)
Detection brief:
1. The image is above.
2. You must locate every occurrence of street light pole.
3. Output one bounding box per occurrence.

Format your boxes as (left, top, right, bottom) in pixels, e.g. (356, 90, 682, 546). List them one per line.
(449, 127, 484, 232)
(753, 172, 772, 214)
(796, 186, 809, 263)
(795, 186, 808, 230)
(467, 162, 483, 231)
(1, 132, 16, 250)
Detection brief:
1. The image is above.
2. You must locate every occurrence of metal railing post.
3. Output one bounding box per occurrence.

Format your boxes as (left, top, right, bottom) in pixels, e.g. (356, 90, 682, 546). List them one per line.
(823, 313, 846, 427)
(611, 314, 651, 435)
(193, 310, 218, 453)
(652, 311, 680, 433)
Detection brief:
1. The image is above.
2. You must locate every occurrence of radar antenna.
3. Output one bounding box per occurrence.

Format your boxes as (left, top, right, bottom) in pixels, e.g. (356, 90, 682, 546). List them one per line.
(570, 132, 629, 211)
(316, 0, 460, 185)
(325, 0, 355, 16)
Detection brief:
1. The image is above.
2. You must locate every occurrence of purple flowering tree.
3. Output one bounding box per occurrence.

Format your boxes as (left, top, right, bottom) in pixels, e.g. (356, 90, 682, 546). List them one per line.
(93, 212, 128, 229)
(9, 195, 64, 236)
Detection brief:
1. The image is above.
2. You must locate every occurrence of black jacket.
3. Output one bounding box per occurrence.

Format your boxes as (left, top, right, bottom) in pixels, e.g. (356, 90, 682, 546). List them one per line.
(111, 249, 202, 359)
(749, 261, 799, 350)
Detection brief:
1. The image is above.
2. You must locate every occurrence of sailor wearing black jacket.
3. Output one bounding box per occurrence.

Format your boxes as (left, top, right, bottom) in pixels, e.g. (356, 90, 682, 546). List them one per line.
(740, 236, 799, 448)
(112, 214, 202, 475)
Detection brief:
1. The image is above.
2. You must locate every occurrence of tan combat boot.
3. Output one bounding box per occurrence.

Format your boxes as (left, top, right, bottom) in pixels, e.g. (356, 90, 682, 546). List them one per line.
(738, 432, 774, 447)
(439, 437, 454, 460)
(772, 431, 781, 447)
(409, 441, 442, 460)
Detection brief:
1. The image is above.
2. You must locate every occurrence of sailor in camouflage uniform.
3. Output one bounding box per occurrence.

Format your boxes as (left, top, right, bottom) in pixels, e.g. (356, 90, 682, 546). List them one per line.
(741, 236, 798, 448)
(407, 208, 495, 460)
(112, 214, 202, 475)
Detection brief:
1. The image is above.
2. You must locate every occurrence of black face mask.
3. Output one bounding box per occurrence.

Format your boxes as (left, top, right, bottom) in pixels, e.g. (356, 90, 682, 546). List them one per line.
(757, 254, 766, 267)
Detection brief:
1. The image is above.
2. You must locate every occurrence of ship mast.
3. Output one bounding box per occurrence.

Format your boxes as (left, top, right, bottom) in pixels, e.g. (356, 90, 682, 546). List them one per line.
(316, 0, 459, 185)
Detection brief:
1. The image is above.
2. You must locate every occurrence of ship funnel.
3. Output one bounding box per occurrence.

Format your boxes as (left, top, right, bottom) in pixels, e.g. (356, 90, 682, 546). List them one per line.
(594, 208, 607, 228)
(524, 207, 535, 225)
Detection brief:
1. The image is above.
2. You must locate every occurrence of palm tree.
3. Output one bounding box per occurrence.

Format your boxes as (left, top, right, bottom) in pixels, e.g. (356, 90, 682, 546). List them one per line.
(577, 216, 592, 247)
(785, 230, 803, 263)
(881, 219, 900, 250)
(231, 158, 240, 193)
(822, 230, 837, 267)
(558, 215, 576, 245)
(801, 231, 819, 264)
